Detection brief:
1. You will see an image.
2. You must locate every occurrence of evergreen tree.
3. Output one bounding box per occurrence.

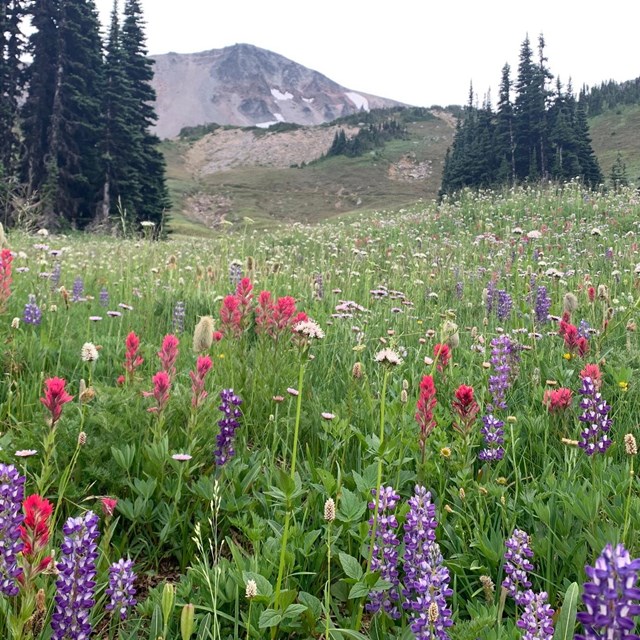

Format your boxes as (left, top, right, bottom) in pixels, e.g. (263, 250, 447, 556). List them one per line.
(22, 0, 104, 229)
(610, 151, 629, 190)
(495, 63, 515, 184)
(0, 0, 26, 179)
(119, 0, 169, 228)
(573, 102, 603, 187)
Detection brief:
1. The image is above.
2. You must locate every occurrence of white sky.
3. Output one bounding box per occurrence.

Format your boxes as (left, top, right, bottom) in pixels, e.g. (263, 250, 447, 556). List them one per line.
(94, 0, 640, 107)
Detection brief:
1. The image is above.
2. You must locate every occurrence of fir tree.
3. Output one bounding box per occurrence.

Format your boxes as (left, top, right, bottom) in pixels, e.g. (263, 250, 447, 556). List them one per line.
(119, 0, 169, 228)
(495, 63, 515, 185)
(610, 151, 628, 190)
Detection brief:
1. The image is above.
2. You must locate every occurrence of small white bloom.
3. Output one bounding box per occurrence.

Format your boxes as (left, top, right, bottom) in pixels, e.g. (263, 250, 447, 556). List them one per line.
(375, 347, 403, 366)
(81, 342, 99, 362)
(293, 319, 325, 340)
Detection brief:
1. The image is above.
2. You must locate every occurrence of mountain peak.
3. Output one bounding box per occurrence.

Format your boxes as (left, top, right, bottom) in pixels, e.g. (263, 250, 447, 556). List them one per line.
(150, 44, 405, 138)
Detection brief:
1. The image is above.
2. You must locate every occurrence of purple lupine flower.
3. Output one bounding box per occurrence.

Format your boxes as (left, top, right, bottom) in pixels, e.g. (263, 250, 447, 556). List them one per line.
(455, 281, 463, 299)
(478, 414, 505, 461)
(172, 301, 186, 333)
(534, 286, 551, 324)
(99, 287, 109, 307)
(23, 294, 42, 325)
(485, 281, 497, 315)
(576, 543, 640, 639)
(496, 289, 513, 321)
(51, 261, 62, 288)
(402, 485, 452, 639)
(516, 590, 555, 640)
(0, 464, 25, 596)
(71, 276, 84, 302)
(229, 261, 243, 289)
(366, 485, 401, 619)
(577, 319, 591, 339)
(502, 528, 534, 605)
(488, 335, 513, 412)
(577, 376, 612, 456)
(51, 511, 100, 640)
(106, 558, 137, 621)
(214, 389, 243, 466)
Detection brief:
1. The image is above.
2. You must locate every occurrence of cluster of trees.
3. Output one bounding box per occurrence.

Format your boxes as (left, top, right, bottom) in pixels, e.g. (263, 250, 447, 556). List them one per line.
(327, 119, 407, 158)
(440, 35, 603, 197)
(0, 0, 168, 232)
(579, 77, 640, 117)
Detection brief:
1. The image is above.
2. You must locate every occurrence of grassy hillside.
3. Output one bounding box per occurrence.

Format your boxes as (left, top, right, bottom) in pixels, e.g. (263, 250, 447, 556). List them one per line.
(589, 103, 640, 183)
(161, 109, 455, 234)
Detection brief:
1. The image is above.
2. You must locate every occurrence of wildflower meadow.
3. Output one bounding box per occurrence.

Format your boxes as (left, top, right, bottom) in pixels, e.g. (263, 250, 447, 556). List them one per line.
(1, 182, 640, 639)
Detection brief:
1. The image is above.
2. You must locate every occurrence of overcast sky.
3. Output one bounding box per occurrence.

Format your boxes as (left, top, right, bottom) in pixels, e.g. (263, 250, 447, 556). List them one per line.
(94, 0, 639, 107)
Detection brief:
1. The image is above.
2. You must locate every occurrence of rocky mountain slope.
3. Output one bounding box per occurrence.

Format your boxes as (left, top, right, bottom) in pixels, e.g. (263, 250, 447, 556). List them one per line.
(150, 43, 405, 138)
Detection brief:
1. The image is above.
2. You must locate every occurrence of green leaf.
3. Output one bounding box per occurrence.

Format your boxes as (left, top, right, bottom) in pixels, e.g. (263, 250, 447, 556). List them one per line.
(196, 613, 212, 640)
(282, 603, 307, 620)
(149, 604, 162, 640)
(553, 582, 579, 640)
(333, 630, 369, 640)
(339, 552, 363, 580)
(336, 488, 367, 522)
(298, 591, 322, 618)
(258, 608, 283, 629)
(348, 581, 370, 599)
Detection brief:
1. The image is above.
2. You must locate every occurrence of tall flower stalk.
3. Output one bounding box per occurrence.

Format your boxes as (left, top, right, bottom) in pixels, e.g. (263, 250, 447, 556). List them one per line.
(0, 464, 25, 598)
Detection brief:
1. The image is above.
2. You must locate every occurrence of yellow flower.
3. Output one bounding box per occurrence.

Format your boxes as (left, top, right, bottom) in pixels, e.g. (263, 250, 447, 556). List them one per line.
(218, 354, 225, 359)
(619, 381, 629, 392)
(440, 447, 452, 458)
(563, 352, 572, 361)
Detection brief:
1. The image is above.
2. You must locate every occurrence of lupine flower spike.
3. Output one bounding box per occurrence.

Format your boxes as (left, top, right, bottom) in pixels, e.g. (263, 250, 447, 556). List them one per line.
(106, 558, 137, 621)
(214, 389, 243, 465)
(0, 464, 25, 596)
(51, 511, 100, 640)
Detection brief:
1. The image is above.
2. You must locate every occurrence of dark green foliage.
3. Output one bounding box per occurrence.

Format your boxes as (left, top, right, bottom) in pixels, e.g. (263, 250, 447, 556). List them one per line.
(178, 122, 222, 141)
(326, 119, 407, 158)
(440, 34, 604, 198)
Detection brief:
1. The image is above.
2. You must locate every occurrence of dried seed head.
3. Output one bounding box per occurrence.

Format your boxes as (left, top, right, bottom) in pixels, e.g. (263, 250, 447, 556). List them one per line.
(400, 389, 408, 404)
(352, 362, 363, 379)
(193, 316, 215, 353)
(480, 575, 495, 602)
(563, 292, 578, 314)
(78, 432, 87, 446)
(458, 487, 466, 500)
(324, 498, 336, 522)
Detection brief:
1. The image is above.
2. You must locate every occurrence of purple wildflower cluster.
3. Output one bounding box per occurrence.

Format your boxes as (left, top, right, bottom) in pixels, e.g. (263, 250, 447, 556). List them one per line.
(229, 261, 243, 289)
(478, 415, 505, 462)
(577, 376, 612, 455)
(503, 528, 555, 639)
(366, 485, 453, 635)
(502, 528, 534, 603)
(172, 301, 186, 333)
(23, 294, 42, 325)
(51, 511, 100, 640)
(99, 286, 109, 307)
(71, 276, 84, 302)
(496, 289, 513, 321)
(367, 486, 401, 618)
(51, 261, 62, 288)
(517, 590, 555, 640)
(479, 335, 519, 461)
(534, 286, 551, 324)
(485, 281, 497, 315)
(576, 543, 640, 638)
(214, 389, 243, 465)
(0, 464, 25, 597)
(106, 558, 137, 621)
(402, 486, 452, 638)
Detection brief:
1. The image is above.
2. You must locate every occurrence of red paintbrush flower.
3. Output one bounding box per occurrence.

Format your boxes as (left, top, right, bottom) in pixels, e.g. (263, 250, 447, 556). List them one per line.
(40, 377, 73, 428)
(452, 384, 479, 436)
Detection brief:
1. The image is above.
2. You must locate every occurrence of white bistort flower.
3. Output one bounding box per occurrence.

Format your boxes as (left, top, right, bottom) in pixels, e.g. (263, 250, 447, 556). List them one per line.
(81, 342, 99, 362)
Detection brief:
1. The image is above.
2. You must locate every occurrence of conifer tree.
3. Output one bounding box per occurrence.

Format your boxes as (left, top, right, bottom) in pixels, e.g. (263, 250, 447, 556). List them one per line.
(495, 63, 515, 185)
(610, 152, 629, 190)
(119, 0, 169, 228)
(22, 0, 105, 229)
(0, 0, 26, 180)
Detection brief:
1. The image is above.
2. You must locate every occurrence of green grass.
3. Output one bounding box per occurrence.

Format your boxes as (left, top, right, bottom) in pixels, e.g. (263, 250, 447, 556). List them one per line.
(588, 103, 640, 183)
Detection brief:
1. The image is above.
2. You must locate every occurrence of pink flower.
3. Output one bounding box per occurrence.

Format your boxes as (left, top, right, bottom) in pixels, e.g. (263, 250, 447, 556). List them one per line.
(580, 363, 602, 390)
(124, 331, 144, 381)
(101, 497, 118, 517)
(143, 371, 171, 413)
(543, 387, 573, 412)
(0, 248, 13, 311)
(158, 334, 179, 379)
(433, 343, 451, 372)
(452, 384, 479, 436)
(416, 375, 437, 458)
(40, 377, 74, 428)
(190, 355, 213, 408)
(19, 494, 54, 583)
(220, 295, 242, 337)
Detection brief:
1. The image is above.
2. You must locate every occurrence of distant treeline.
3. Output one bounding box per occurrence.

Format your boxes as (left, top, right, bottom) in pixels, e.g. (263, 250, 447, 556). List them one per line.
(440, 35, 603, 198)
(579, 78, 640, 117)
